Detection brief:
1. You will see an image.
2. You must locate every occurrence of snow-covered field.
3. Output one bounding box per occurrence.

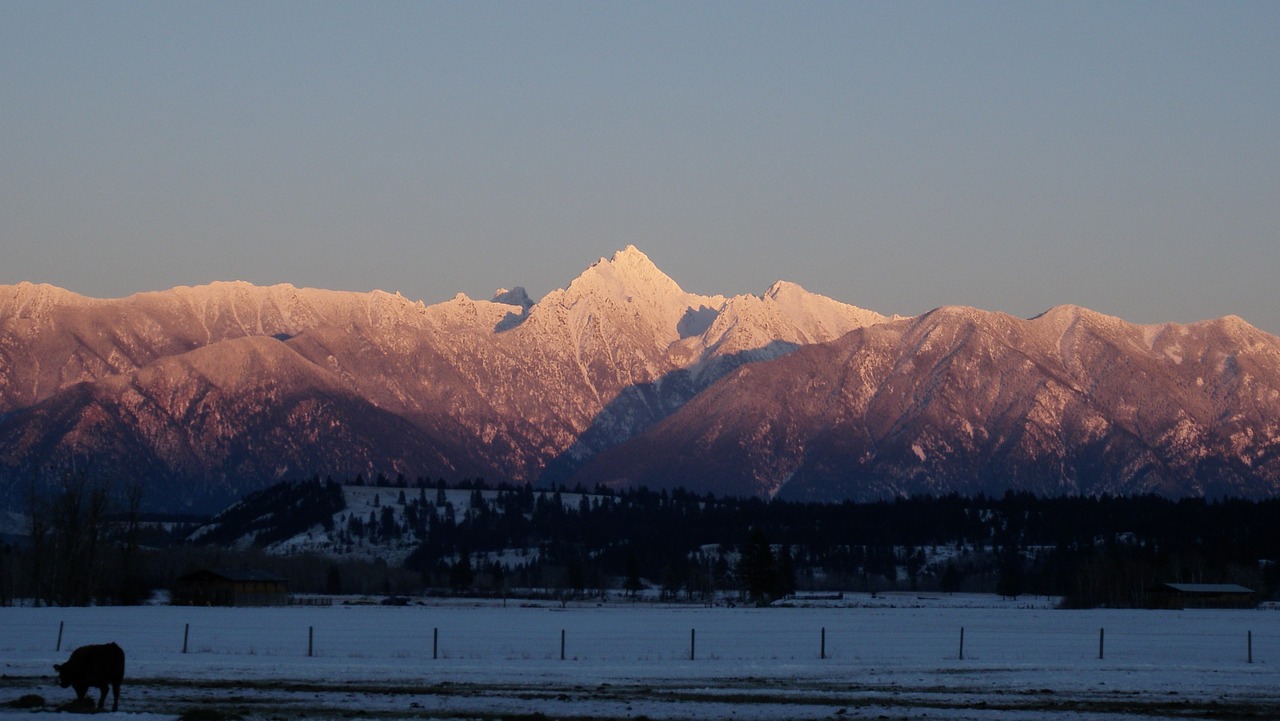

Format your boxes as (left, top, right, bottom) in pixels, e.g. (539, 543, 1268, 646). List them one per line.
(3, 594, 1279, 720)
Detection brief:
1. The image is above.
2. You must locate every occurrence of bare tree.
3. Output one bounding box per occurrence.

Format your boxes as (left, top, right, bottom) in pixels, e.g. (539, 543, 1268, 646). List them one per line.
(53, 473, 110, 605)
(114, 482, 148, 604)
(24, 472, 113, 606)
(24, 475, 52, 605)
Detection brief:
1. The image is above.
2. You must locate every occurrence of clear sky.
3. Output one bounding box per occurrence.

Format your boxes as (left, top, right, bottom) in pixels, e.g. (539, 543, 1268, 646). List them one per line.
(3, 2, 1277, 333)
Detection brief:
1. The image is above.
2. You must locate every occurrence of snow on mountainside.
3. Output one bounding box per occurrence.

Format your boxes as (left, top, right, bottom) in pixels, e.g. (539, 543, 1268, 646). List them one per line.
(511, 248, 886, 481)
(574, 304, 1280, 501)
(691, 280, 889, 374)
(0, 279, 429, 412)
(3, 248, 1277, 511)
(190, 481, 591, 567)
(191, 482, 424, 566)
(0, 247, 885, 511)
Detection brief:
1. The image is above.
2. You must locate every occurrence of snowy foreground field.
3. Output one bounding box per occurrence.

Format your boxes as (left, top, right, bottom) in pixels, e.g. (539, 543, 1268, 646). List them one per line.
(3, 594, 1279, 720)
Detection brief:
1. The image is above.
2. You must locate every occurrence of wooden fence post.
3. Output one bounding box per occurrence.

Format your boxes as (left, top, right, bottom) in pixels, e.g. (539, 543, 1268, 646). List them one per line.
(56, 621, 64, 653)
(1098, 628, 1104, 660)
(690, 628, 696, 660)
(433, 627, 438, 660)
(958, 626, 964, 660)
(182, 623, 189, 654)
(1248, 630, 1253, 664)
(820, 627, 826, 660)
(308, 626, 314, 657)
(561, 629, 566, 661)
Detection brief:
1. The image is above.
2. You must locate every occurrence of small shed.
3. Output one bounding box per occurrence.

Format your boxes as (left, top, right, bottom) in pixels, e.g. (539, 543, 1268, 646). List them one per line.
(1151, 583, 1256, 610)
(172, 568, 290, 607)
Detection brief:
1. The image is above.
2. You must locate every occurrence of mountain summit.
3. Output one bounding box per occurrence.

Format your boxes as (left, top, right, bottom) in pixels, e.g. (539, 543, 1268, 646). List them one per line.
(2, 249, 1277, 512)
(0, 248, 882, 510)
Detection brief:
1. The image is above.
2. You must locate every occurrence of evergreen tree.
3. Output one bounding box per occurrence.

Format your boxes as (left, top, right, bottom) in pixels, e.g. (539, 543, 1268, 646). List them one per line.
(996, 546, 1024, 599)
(623, 551, 643, 598)
(379, 505, 399, 539)
(450, 548, 474, 592)
(739, 529, 777, 605)
(775, 544, 797, 598)
(940, 562, 963, 594)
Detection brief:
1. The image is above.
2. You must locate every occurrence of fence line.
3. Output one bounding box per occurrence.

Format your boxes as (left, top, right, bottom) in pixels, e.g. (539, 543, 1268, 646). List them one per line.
(31, 607, 1270, 670)
(51, 622, 1261, 665)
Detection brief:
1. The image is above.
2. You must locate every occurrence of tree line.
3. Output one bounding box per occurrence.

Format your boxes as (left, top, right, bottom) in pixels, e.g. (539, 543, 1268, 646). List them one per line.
(393, 482, 1280, 607)
(5, 473, 1280, 607)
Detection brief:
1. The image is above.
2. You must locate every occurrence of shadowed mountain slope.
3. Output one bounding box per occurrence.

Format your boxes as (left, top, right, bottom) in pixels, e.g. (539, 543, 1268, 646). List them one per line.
(572, 305, 1280, 501)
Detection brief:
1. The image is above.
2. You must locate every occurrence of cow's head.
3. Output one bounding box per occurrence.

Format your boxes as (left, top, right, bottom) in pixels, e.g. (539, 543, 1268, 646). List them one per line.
(53, 663, 71, 688)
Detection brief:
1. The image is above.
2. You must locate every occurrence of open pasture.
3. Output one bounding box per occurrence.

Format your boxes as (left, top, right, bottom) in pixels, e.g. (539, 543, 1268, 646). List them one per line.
(3, 596, 1279, 719)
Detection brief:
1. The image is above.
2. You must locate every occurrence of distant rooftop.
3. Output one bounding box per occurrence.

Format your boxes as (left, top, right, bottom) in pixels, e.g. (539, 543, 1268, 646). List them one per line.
(1163, 583, 1253, 594)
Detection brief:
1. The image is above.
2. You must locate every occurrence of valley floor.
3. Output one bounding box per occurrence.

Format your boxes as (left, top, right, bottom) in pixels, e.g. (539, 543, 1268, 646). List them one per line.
(2, 594, 1278, 720)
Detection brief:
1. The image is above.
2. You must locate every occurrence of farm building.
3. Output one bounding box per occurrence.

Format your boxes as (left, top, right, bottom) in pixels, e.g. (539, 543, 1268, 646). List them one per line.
(1149, 583, 1256, 610)
(171, 568, 290, 607)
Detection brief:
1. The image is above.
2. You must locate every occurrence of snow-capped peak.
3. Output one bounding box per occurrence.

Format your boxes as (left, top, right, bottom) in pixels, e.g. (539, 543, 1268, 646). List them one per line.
(764, 280, 808, 300)
(572, 245, 687, 301)
(535, 246, 714, 337)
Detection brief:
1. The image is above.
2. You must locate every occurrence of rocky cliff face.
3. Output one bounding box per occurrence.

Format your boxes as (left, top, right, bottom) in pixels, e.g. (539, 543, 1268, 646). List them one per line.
(0, 247, 884, 511)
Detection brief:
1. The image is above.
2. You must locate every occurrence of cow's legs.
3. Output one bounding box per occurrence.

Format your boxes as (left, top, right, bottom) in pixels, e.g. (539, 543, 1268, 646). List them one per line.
(111, 682, 120, 711)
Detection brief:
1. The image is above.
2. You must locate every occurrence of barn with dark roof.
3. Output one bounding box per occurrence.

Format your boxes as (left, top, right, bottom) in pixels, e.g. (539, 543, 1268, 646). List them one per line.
(1150, 583, 1256, 610)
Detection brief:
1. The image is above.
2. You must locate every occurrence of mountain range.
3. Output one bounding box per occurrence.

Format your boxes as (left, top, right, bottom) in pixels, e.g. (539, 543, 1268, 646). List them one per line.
(2, 246, 1278, 512)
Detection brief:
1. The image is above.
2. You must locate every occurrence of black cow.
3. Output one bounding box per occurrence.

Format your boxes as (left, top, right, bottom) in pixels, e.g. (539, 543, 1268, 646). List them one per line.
(53, 642, 125, 711)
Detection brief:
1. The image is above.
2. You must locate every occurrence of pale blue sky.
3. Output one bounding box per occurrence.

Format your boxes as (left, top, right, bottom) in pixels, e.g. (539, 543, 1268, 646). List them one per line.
(3, 2, 1277, 332)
